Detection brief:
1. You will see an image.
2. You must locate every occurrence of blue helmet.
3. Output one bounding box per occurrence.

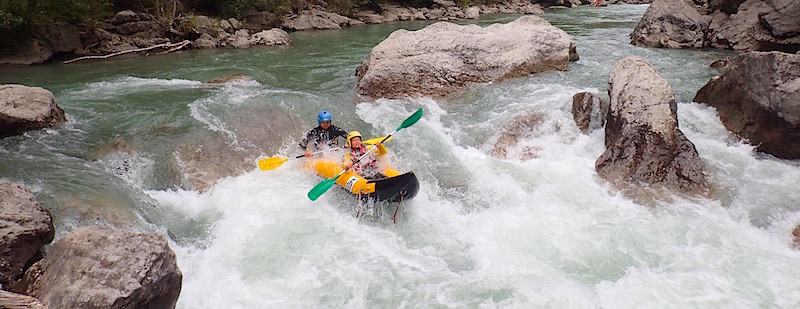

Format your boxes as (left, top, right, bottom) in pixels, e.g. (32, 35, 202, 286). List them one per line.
(318, 111, 332, 124)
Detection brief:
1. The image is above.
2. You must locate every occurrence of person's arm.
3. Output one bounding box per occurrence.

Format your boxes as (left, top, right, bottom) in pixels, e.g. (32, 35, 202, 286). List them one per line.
(375, 143, 387, 155)
(299, 129, 315, 156)
(335, 126, 348, 147)
(343, 152, 353, 169)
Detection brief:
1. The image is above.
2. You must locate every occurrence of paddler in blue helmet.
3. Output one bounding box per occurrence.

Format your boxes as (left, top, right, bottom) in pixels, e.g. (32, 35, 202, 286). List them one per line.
(299, 111, 348, 157)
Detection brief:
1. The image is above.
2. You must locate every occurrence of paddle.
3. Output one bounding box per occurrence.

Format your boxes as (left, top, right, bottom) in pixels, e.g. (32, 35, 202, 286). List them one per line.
(363, 135, 392, 145)
(307, 108, 423, 201)
(258, 148, 339, 171)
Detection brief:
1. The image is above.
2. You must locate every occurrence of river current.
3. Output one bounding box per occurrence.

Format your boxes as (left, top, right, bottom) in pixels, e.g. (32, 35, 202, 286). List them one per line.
(2, 4, 800, 308)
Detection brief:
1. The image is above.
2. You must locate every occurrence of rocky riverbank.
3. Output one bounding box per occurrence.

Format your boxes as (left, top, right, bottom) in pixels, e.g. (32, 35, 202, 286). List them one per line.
(0, 0, 653, 66)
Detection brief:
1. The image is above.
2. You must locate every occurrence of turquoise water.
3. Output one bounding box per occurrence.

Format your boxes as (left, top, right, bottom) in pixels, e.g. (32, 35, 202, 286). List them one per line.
(2, 4, 800, 308)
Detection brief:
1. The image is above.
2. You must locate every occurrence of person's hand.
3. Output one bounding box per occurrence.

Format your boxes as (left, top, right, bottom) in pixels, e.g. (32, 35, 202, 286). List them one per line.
(375, 142, 381, 148)
(305, 149, 312, 157)
(346, 162, 353, 169)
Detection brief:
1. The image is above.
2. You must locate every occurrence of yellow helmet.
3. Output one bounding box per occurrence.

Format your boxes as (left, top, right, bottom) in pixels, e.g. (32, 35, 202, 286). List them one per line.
(347, 131, 362, 147)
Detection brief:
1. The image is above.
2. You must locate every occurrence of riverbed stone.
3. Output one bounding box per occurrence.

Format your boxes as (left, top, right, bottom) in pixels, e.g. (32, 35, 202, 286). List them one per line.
(596, 56, 708, 197)
(572, 92, 607, 134)
(490, 111, 546, 160)
(282, 9, 363, 31)
(355, 15, 577, 99)
(0, 180, 54, 288)
(631, 0, 709, 49)
(13, 226, 181, 309)
(694, 51, 800, 159)
(0, 85, 66, 138)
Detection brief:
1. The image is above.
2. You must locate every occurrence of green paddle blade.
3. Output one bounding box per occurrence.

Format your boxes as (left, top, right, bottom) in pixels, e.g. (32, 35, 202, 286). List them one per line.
(397, 109, 423, 131)
(258, 157, 289, 171)
(308, 175, 340, 201)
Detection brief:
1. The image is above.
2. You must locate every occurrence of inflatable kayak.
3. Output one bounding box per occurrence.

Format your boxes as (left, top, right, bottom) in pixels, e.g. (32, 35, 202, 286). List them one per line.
(305, 159, 419, 203)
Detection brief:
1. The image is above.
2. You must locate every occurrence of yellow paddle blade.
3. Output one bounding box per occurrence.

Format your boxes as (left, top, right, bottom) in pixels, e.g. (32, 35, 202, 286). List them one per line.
(363, 135, 393, 145)
(258, 156, 289, 171)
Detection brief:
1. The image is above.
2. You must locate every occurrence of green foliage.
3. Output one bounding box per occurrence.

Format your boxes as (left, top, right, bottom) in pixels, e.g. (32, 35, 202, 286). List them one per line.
(0, 8, 23, 29)
(188, 0, 277, 19)
(458, 0, 471, 8)
(0, 0, 111, 27)
(327, 0, 369, 16)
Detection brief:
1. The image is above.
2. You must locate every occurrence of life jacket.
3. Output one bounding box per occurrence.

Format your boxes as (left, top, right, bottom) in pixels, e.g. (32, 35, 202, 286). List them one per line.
(346, 145, 379, 174)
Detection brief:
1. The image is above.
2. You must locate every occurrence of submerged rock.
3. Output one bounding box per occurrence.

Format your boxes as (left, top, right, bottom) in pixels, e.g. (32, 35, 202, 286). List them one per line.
(694, 51, 800, 159)
(355, 15, 578, 100)
(490, 111, 546, 160)
(0, 180, 54, 288)
(0, 85, 66, 138)
(171, 104, 304, 192)
(13, 226, 182, 309)
(596, 56, 708, 198)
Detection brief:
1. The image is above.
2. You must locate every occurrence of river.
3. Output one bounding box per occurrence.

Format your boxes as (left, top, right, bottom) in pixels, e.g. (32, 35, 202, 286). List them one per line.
(2, 4, 799, 308)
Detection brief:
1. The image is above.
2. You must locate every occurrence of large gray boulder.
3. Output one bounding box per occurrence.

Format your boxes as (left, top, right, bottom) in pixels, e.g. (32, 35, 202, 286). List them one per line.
(355, 15, 578, 100)
(710, 0, 800, 51)
(282, 9, 363, 31)
(0, 180, 54, 288)
(631, 0, 709, 49)
(0, 40, 53, 66)
(13, 226, 182, 309)
(694, 51, 800, 159)
(229, 28, 292, 49)
(596, 56, 708, 196)
(0, 85, 67, 138)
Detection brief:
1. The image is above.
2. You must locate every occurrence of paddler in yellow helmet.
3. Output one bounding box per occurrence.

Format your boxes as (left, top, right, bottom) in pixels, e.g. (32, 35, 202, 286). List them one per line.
(343, 131, 387, 180)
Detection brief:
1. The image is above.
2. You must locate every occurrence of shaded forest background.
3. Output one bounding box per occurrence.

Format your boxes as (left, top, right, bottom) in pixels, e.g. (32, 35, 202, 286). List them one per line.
(0, 0, 454, 47)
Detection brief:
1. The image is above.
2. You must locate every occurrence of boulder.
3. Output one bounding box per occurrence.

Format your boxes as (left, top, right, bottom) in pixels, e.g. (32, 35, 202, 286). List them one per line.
(356, 15, 577, 99)
(250, 29, 292, 46)
(465, 7, 481, 19)
(596, 56, 708, 196)
(694, 51, 800, 159)
(0, 85, 66, 138)
(631, 0, 709, 49)
(109, 10, 140, 25)
(0, 40, 52, 66)
(0, 180, 54, 288)
(13, 226, 182, 309)
(282, 9, 363, 31)
(572, 92, 607, 133)
(33, 22, 82, 54)
(193, 33, 218, 49)
(708, 0, 747, 14)
(228, 28, 291, 49)
(759, 0, 800, 39)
